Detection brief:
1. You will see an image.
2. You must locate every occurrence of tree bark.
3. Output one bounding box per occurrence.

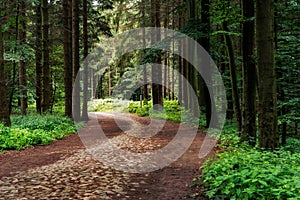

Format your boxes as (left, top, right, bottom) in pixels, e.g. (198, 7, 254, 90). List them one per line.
(81, 0, 89, 121)
(35, 1, 42, 114)
(41, 0, 51, 113)
(141, 0, 148, 100)
(223, 21, 242, 131)
(63, 0, 72, 117)
(200, 0, 213, 128)
(241, 0, 256, 145)
(72, 0, 81, 121)
(18, 0, 27, 116)
(0, 22, 11, 126)
(151, 0, 163, 109)
(256, 0, 279, 149)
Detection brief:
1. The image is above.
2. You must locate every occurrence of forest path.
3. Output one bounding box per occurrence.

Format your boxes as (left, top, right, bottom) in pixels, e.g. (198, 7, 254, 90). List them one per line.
(0, 113, 216, 199)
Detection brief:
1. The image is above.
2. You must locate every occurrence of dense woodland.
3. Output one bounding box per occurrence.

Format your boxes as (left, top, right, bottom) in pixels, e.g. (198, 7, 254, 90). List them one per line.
(1, 0, 299, 147)
(0, 0, 300, 199)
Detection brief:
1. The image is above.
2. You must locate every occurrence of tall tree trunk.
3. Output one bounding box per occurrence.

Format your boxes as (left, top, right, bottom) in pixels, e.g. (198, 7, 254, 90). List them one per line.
(200, 0, 213, 128)
(223, 21, 242, 131)
(0, 22, 11, 126)
(63, 0, 72, 117)
(81, 0, 89, 121)
(41, 0, 51, 113)
(241, 0, 256, 145)
(72, 0, 80, 121)
(35, 1, 42, 114)
(151, 0, 163, 109)
(256, 0, 279, 149)
(18, 0, 27, 116)
(223, 22, 242, 131)
(9, 2, 20, 115)
(177, 0, 183, 105)
(141, 0, 148, 100)
(274, 0, 286, 146)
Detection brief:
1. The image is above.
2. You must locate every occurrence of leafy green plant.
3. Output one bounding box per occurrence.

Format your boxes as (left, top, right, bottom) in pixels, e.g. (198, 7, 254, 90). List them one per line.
(198, 148, 300, 199)
(192, 122, 300, 199)
(0, 114, 77, 151)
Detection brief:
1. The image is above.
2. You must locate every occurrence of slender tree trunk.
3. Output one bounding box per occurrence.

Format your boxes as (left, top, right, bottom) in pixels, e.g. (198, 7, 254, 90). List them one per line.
(9, 2, 20, 115)
(81, 0, 89, 121)
(141, 0, 148, 100)
(0, 22, 11, 126)
(163, 5, 169, 99)
(274, 0, 286, 145)
(63, 0, 72, 117)
(182, 39, 188, 110)
(200, 0, 213, 128)
(256, 0, 279, 149)
(151, 0, 163, 109)
(35, 2, 42, 114)
(223, 21, 242, 131)
(18, 0, 27, 115)
(41, 0, 51, 113)
(72, 0, 81, 121)
(177, 0, 182, 105)
(241, 0, 256, 145)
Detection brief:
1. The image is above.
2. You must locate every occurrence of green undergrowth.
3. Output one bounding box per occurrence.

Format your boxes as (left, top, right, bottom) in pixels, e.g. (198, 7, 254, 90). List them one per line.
(0, 114, 78, 152)
(88, 99, 132, 112)
(128, 100, 200, 125)
(192, 124, 300, 200)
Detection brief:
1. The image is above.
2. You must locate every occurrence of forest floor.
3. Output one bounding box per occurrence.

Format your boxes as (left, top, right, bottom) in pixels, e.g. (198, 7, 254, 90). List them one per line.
(0, 113, 217, 199)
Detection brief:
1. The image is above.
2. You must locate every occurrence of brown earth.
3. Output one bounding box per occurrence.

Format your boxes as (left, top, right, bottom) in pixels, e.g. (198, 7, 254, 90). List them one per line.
(0, 113, 217, 199)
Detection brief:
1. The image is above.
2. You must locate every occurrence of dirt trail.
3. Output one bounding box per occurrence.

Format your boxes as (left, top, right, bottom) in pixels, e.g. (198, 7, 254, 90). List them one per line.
(0, 113, 216, 199)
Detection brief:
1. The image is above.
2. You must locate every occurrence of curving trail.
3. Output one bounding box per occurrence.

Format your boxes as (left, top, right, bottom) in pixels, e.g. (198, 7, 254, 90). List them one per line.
(0, 113, 217, 199)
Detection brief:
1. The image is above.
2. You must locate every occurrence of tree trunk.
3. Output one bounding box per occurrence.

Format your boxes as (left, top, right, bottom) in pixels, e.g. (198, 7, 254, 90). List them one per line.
(18, 0, 27, 116)
(41, 0, 51, 113)
(177, 0, 182, 105)
(0, 22, 11, 126)
(9, 2, 20, 115)
(223, 21, 242, 131)
(256, 0, 279, 149)
(72, 0, 81, 121)
(63, 0, 72, 117)
(241, 0, 256, 145)
(35, 1, 42, 114)
(81, 0, 89, 121)
(200, 0, 213, 128)
(151, 0, 163, 109)
(141, 0, 148, 100)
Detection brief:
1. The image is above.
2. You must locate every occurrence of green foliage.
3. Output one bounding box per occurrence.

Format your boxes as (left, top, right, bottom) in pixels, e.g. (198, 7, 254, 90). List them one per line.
(195, 124, 300, 199)
(0, 114, 76, 151)
(282, 138, 300, 153)
(88, 99, 131, 112)
(127, 100, 200, 125)
(128, 100, 151, 117)
(199, 148, 300, 199)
